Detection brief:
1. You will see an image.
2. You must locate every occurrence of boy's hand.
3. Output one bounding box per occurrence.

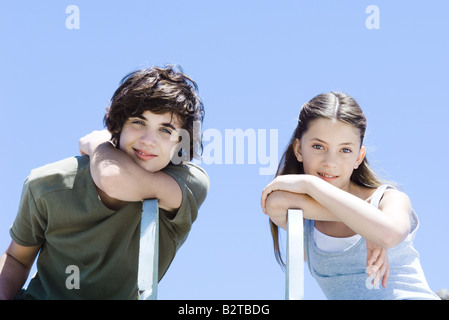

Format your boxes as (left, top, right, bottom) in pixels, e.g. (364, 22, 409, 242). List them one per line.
(366, 240, 390, 289)
(79, 130, 112, 156)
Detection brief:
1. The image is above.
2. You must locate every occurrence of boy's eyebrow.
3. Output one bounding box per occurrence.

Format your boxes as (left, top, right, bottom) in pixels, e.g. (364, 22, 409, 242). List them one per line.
(161, 122, 178, 131)
(131, 115, 147, 120)
(130, 115, 180, 131)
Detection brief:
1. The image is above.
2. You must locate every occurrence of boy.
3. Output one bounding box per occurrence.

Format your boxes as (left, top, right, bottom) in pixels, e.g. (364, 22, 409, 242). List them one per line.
(0, 65, 209, 299)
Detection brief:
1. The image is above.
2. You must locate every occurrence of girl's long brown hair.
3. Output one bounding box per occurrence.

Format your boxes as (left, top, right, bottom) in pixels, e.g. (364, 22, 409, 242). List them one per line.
(271, 92, 384, 267)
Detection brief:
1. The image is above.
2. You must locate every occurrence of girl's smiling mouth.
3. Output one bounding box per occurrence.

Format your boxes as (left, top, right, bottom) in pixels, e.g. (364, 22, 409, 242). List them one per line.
(317, 172, 338, 181)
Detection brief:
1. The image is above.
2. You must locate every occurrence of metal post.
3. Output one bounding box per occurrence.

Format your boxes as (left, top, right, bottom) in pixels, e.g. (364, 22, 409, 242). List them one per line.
(138, 199, 159, 300)
(285, 209, 304, 300)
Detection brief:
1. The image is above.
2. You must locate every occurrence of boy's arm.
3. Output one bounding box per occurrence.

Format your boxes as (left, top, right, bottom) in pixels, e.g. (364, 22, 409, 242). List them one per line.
(79, 131, 182, 211)
(0, 241, 40, 300)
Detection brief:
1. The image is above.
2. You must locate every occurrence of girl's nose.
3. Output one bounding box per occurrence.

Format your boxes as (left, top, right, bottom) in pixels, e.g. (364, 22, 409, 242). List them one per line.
(322, 153, 337, 168)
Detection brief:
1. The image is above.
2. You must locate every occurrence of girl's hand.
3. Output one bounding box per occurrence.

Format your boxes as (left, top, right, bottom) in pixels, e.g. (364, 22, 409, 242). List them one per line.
(261, 175, 312, 214)
(366, 240, 390, 289)
(79, 130, 112, 156)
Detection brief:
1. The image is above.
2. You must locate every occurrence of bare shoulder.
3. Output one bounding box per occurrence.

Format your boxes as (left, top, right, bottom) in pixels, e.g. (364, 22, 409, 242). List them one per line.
(379, 187, 412, 212)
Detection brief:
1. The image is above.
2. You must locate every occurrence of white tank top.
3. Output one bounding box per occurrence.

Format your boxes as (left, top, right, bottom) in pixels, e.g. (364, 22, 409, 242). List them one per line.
(313, 227, 361, 252)
(313, 186, 384, 252)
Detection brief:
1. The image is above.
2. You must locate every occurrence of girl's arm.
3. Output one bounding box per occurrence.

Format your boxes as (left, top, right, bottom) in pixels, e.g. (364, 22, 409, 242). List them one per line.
(79, 130, 182, 212)
(263, 190, 340, 230)
(262, 174, 411, 248)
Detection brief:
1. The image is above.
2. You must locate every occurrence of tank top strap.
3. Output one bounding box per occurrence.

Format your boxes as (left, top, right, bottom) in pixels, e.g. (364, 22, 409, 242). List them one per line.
(369, 185, 393, 209)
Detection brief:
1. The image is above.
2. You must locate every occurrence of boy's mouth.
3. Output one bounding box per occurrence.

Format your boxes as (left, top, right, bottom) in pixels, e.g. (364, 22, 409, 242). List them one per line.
(133, 148, 157, 160)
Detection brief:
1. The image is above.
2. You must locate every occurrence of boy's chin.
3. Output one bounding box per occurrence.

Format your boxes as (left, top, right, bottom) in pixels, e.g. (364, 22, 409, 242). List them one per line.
(136, 160, 170, 173)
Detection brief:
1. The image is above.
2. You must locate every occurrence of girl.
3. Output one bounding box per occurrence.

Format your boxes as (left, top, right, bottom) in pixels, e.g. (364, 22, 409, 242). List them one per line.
(261, 92, 439, 300)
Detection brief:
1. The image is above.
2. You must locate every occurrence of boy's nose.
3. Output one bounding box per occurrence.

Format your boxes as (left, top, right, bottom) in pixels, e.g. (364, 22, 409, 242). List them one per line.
(139, 129, 157, 147)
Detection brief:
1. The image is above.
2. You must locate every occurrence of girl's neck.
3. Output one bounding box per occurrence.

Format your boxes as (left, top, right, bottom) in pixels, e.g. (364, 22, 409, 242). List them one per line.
(345, 181, 376, 202)
(314, 182, 379, 237)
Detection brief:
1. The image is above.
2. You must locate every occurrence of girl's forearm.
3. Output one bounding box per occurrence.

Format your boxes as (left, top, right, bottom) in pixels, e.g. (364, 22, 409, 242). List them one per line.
(305, 176, 410, 248)
(265, 190, 340, 230)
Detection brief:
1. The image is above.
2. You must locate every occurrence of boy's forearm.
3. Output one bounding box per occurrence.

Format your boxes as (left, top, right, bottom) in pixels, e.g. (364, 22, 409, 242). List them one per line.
(90, 142, 182, 211)
(0, 253, 30, 300)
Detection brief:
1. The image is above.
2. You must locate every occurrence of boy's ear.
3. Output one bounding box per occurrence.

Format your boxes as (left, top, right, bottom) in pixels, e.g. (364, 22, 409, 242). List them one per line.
(354, 146, 366, 169)
(293, 138, 303, 162)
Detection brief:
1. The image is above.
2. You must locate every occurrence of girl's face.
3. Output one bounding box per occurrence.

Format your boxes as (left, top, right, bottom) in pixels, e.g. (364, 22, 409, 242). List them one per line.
(293, 118, 366, 192)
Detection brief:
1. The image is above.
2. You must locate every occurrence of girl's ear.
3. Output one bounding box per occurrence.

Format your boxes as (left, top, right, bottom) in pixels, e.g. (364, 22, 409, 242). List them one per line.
(293, 138, 303, 162)
(354, 146, 366, 169)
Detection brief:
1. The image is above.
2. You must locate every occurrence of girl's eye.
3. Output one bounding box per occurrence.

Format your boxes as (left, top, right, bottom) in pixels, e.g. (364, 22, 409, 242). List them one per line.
(312, 144, 324, 150)
(342, 148, 352, 153)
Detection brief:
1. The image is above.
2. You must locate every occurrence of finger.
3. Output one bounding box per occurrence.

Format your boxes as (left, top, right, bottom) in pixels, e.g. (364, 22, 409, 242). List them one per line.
(373, 268, 382, 288)
(366, 248, 381, 266)
(366, 265, 379, 276)
(382, 266, 390, 288)
(374, 256, 389, 288)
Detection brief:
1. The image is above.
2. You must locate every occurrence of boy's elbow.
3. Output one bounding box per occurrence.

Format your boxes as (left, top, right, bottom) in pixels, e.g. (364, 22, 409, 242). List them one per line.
(94, 165, 123, 198)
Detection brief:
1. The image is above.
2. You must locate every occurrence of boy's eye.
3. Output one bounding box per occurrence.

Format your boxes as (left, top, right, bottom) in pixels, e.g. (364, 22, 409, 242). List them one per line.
(160, 127, 172, 135)
(131, 119, 145, 126)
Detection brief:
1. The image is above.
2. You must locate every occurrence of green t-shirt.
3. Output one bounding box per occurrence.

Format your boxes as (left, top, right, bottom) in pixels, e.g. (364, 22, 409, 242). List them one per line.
(10, 155, 209, 300)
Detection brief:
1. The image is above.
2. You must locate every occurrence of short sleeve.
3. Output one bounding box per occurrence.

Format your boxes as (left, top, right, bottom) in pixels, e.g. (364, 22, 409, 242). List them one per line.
(159, 162, 209, 243)
(9, 177, 47, 247)
(156, 162, 209, 279)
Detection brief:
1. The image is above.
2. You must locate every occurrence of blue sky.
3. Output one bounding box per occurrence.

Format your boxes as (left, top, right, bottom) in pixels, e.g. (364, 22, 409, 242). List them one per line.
(1, 1, 448, 299)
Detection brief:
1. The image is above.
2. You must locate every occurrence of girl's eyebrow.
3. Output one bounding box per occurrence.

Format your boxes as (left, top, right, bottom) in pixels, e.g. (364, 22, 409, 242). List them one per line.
(311, 137, 326, 143)
(311, 137, 355, 146)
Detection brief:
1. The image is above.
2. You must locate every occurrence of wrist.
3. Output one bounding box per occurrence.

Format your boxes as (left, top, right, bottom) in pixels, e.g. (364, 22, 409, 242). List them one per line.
(302, 174, 321, 195)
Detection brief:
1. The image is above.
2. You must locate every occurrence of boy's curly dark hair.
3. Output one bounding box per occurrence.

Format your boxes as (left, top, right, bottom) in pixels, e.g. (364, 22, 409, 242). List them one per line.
(104, 65, 205, 160)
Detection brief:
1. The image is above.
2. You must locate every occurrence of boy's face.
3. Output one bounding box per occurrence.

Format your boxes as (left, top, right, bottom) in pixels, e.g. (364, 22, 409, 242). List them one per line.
(119, 110, 182, 172)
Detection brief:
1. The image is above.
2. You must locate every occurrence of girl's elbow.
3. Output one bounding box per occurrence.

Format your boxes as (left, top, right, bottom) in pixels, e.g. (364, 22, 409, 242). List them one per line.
(380, 227, 410, 248)
(265, 191, 288, 229)
(265, 191, 286, 215)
